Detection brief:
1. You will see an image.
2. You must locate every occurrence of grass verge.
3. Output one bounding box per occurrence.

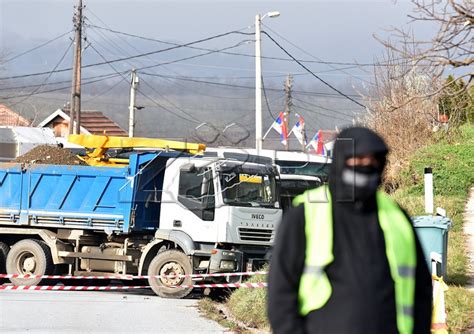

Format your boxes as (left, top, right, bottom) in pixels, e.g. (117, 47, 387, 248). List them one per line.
(198, 297, 239, 331)
(226, 274, 270, 331)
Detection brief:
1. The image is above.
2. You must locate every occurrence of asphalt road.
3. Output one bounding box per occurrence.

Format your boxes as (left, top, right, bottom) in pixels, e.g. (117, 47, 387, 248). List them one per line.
(0, 289, 225, 333)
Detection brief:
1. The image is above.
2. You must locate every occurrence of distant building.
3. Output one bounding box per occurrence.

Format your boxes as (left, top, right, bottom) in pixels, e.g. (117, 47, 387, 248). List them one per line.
(37, 108, 127, 137)
(0, 127, 57, 162)
(0, 104, 31, 127)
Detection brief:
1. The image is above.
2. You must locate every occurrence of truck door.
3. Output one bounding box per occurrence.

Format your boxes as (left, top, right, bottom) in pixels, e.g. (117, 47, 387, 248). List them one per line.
(160, 165, 218, 243)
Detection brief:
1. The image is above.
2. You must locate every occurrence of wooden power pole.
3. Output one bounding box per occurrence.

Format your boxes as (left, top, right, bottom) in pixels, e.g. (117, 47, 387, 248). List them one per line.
(283, 74, 293, 151)
(69, 0, 83, 135)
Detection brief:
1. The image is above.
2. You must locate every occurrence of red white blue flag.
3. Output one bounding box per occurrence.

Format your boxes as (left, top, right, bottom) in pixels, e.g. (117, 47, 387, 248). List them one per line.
(307, 130, 326, 155)
(271, 112, 288, 145)
(290, 114, 306, 146)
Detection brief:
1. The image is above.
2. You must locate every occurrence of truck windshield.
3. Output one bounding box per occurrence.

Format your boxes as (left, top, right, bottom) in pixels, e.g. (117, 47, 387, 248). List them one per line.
(279, 179, 321, 211)
(276, 160, 330, 181)
(219, 167, 278, 208)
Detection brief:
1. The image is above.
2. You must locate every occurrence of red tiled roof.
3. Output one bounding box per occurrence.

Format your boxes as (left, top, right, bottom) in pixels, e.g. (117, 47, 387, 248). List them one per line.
(0, 104, 31, 126)
(63, 109, 127, 136)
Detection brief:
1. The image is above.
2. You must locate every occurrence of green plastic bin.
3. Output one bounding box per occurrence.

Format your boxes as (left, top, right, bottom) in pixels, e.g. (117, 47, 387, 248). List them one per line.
(412, 215, 452, 277)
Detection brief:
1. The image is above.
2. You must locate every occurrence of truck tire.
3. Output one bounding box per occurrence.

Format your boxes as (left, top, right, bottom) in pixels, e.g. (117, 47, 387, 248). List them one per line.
(0, 241, 10, 284)
(6, 239, 54, 286)
(148, 249, 193, 299)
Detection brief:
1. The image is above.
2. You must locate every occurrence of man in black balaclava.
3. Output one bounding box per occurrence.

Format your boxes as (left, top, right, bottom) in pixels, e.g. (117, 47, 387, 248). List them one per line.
(268, 127, 432, 334)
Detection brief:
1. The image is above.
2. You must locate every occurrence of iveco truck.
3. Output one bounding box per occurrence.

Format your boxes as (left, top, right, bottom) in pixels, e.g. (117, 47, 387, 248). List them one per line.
(0, 150, 281, 298)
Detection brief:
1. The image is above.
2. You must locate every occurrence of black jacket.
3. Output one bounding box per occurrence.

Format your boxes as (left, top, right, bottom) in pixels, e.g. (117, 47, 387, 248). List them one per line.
(267, 204, 433, 334)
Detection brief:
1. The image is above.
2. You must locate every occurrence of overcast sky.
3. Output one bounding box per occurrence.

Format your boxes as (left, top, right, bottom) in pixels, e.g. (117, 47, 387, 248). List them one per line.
(0, 0, 432, 80)
(0, 0, 439, 137)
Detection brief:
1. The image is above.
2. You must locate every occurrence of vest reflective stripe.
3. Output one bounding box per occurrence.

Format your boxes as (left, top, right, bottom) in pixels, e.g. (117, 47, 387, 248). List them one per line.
(398, 266, 416, 277)
(376, 190, 417, 333)
(293, 186, 417, 334)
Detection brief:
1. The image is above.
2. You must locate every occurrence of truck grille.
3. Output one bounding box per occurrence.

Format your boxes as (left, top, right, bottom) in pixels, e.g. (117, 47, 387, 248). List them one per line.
(239, 228, 273, 242)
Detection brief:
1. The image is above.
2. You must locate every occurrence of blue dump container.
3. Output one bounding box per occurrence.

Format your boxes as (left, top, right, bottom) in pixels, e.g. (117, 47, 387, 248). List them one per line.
(412, 215, 452, 277)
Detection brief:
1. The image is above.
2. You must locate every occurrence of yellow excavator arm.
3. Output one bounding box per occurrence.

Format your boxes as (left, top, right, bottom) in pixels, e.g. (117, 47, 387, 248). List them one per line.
(68, 134, 206, 166)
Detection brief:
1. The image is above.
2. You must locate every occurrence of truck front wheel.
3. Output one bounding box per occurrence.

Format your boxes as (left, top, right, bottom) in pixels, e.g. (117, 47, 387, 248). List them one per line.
(147, 250, 193, 298)
(6, 239, 54, 286)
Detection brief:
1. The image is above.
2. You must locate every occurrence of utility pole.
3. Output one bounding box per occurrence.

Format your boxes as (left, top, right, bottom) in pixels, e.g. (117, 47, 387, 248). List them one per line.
(254, 11, 280, 152)
(255, 14, 263, 152)
(283, 74, 293, 151)
(129, 69, 139, 137)
(69, 0, 83, 135)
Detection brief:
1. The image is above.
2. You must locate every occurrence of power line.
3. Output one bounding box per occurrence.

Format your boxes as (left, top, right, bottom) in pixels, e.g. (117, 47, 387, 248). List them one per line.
(293, 104, 353, 123)
(82, 76, 125, 104)
(86, 14, 250, 100)
(86, 23, 392, 69)
(85, 15, 255, 101)
(135, 41, 254, 72)
(6, 39, 74, 107)
(262, 24, 373, 84)
(157, 75, 253, 100)
(135, 89, 200, 125)
(156, 67, 361, 80)
(139, 72, 362, 99)
(138, 76, 203, 124)
(86, 13, 159, 74)
(2, 30, 73, 64)
(86, 30, 251, 122)
(87, 14, 225, 114)
(1, 73, 123, 100)
(261, 75, 276, 122)
(292, 96, 361, 118)
(0, 29, 254, 81)
(261, 31, 368, 110)
(0, 72, 123, 92)
(88, 42, 199, 125)
(85, 11, 202, 90)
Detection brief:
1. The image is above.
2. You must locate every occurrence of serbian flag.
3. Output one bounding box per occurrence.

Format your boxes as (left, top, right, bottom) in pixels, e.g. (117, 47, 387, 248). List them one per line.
(290, 114, 306, 146)
(271, 112, 288, 145)
(307, 130, 326, 155)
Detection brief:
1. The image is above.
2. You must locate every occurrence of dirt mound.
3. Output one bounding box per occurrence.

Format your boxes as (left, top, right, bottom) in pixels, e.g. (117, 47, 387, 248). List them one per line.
(13, 145, 85, 165)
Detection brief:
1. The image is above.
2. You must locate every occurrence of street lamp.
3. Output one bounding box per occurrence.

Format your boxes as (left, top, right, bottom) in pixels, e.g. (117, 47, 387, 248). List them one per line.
(255, 11, 280, 152)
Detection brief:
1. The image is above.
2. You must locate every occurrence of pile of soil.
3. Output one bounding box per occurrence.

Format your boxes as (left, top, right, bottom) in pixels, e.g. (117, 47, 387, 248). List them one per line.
(13, 145, 86, 165)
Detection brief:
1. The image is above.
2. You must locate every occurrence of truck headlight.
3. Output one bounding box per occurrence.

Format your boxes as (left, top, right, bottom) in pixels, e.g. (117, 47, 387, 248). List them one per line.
(220, 260, 236, 270)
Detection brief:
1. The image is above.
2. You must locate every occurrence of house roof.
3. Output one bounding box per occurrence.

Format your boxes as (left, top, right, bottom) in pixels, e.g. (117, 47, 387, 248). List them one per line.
(37, 108, 127, 136)
(0, 104, 31, 126)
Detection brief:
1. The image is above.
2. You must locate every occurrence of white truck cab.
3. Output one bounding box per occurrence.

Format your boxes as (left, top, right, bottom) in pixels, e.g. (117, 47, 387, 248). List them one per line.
(205, 147, 329, 211)
(279, 174, 322, 210)
(160, 156, 281, 246)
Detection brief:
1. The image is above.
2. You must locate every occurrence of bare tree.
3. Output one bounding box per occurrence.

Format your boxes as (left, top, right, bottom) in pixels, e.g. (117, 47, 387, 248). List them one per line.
(377, 0, 473, 84)
(362, 48, 442, 192)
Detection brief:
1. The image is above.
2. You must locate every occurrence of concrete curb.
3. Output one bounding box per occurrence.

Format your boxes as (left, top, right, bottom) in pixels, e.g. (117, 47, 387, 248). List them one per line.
(463, 186, 474, 292)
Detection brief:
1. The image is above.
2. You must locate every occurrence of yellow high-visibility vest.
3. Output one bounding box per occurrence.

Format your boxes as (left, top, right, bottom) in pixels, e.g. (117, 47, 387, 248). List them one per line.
(293, 185, 416, 334)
